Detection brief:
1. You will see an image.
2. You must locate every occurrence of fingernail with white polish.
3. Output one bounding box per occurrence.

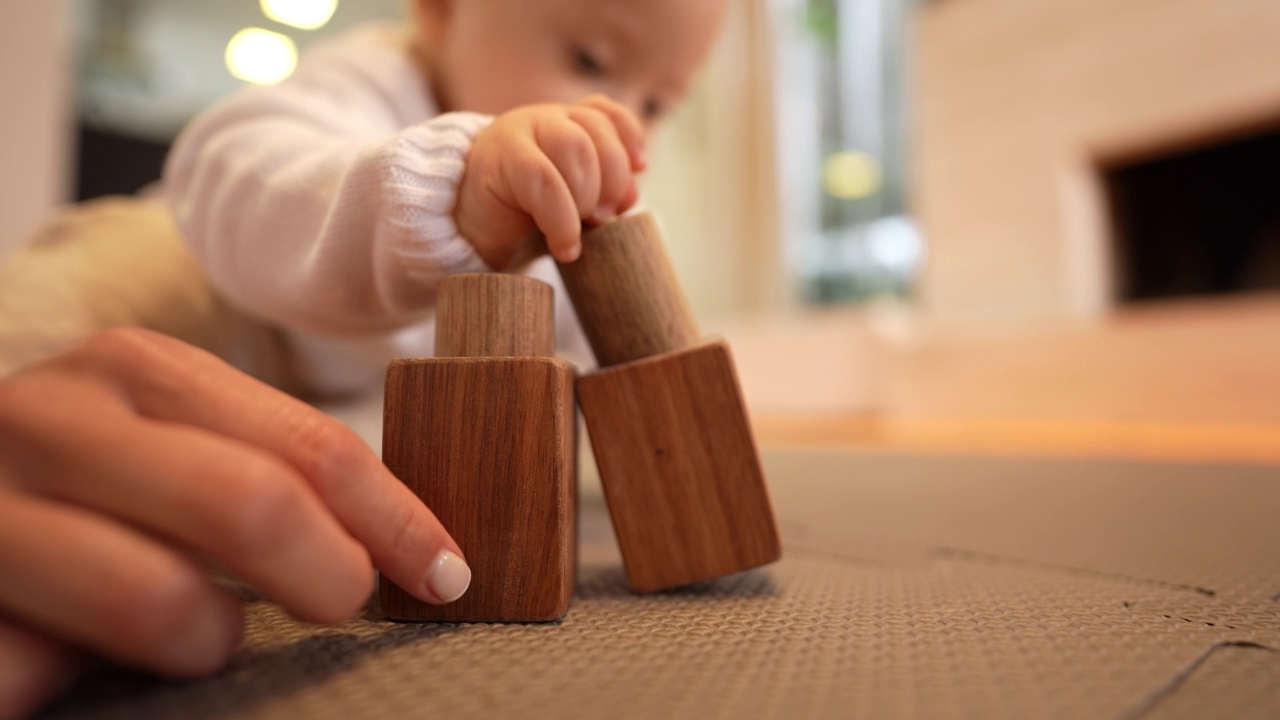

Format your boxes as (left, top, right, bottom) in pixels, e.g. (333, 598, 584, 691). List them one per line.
(425, 550, 471, 604)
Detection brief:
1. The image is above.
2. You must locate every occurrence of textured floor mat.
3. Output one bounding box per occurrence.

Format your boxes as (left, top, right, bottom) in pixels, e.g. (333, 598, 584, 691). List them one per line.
(42, 452, 1280, 719)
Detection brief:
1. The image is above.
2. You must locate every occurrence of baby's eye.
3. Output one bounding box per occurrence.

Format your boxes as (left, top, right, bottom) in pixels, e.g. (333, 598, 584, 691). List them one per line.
(572, 47, 605, 77)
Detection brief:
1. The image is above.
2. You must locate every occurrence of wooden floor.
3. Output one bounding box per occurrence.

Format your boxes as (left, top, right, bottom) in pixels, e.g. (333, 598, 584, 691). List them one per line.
(752, 413, 1280, 465)
(740, 294, 1280, 466)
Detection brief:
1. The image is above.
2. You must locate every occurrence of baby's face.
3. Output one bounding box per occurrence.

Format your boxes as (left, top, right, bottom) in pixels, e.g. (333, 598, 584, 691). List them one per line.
(415, 0, 728, 129)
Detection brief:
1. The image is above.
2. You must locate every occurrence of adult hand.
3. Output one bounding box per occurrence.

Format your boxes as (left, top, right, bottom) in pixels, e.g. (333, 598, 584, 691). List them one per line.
(0, 328, 469, 718)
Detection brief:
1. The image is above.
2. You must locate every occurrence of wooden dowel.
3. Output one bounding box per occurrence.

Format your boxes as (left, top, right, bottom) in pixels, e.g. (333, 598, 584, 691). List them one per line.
(555, 213, 701, 367)
(435, 273, 554, 358)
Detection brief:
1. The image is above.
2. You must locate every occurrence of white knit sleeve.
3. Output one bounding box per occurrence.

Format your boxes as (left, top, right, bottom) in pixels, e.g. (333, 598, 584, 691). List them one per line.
(165, 77, 493, 336)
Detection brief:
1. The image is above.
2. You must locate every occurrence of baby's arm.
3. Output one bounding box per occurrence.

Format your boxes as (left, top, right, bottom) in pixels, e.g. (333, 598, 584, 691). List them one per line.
(167, 27, 644, 384)
(166, 31, 492, 337)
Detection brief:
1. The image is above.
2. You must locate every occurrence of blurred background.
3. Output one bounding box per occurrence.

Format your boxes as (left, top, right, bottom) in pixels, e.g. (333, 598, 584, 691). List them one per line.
(3, 0, 1279, 462)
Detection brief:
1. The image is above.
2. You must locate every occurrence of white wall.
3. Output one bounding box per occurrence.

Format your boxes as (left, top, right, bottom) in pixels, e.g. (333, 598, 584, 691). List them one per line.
(640, 0, 783, 325)
(0, 2, 72, 260)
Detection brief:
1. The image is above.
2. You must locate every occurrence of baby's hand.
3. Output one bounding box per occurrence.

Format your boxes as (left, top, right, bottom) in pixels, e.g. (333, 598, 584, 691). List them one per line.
(455, 95, 647, 269)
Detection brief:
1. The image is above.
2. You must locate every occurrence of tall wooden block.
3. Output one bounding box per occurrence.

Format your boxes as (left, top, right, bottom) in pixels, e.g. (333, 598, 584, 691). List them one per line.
(558, 214, 781, 592)
(379, 274, 576, 622)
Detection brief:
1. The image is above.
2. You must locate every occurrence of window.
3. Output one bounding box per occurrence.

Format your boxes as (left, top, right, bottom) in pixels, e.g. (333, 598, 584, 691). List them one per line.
(771, 0, 923, 304)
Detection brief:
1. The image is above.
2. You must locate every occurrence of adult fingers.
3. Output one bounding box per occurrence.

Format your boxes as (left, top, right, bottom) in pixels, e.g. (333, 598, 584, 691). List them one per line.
(567, 106, 634, 223)
(578, 94, 647, 171)
(0, 486, 243, 679)
(53, 329, 471, 606)
(3, 377, 373, 623)
(0, 618, 80, 720)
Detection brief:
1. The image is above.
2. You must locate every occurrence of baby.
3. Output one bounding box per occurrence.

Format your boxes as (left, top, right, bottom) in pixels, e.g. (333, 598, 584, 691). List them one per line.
(166, 0, 729, 395)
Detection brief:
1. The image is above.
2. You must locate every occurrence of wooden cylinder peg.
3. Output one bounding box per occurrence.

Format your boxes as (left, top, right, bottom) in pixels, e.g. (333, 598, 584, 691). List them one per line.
(435, 273, 554, 359)
(555, 213, 700, 367)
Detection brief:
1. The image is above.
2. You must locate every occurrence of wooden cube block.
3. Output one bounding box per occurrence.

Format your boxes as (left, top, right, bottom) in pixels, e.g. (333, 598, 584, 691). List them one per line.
(577, 339, 781, 592)
(379, 357, 576, 621)
(379, 273, 575, 622)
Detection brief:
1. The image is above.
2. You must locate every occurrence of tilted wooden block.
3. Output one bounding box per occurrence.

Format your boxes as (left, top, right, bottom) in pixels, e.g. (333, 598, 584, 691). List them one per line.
(558, 213, 781, 592)
(577, 339, 779, 591)
(379, 274, 576, 622)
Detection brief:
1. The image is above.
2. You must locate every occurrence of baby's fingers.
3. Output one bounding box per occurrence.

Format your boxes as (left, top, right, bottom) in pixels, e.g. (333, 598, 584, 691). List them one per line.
(502, 145, 584, 262)
(532, 115, 603, 221)
(567, 106, 636, 224)
(578, 94, 647, 171)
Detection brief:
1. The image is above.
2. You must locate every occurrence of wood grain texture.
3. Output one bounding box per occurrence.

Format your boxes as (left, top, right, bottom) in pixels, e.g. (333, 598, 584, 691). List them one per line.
(577, 340, 781, 592)
(435, 273, 554, 358)
(380, 357, 576, 621)
(555, 213, 700, 367)
(381, 273, 573, 622)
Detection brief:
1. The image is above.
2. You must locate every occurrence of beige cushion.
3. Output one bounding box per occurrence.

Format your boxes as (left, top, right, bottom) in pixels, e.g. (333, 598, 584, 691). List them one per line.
(0, 195, 302, 393)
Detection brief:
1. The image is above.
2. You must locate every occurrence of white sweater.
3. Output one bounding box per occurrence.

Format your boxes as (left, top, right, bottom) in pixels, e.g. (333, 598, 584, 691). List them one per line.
(165, 22, 587, 395)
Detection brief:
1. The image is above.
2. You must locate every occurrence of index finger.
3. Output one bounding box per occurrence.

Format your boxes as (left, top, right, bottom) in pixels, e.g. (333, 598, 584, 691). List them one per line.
(63, 329, 471, 606)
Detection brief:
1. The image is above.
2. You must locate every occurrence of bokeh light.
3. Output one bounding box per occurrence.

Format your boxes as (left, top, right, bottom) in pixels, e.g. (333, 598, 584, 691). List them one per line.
(261, 0, 339, 30)
(225, 28, 298, 85)
(822, 150, 882, 200)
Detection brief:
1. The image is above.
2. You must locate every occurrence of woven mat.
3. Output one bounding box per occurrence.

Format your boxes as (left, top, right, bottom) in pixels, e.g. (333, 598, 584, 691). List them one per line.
(42, 451, 1280, 719)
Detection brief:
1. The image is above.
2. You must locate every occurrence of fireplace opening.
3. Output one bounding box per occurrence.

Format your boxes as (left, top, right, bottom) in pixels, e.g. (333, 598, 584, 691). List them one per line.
(1103, 125, 1280, 303)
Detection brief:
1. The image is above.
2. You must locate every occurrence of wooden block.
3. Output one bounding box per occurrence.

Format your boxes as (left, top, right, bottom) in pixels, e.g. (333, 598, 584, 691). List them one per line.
(379, 274, 576, 622)
(380, 358, 576, 621)
(577, 339, 781, 592)
(557, 214, 782, 592)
